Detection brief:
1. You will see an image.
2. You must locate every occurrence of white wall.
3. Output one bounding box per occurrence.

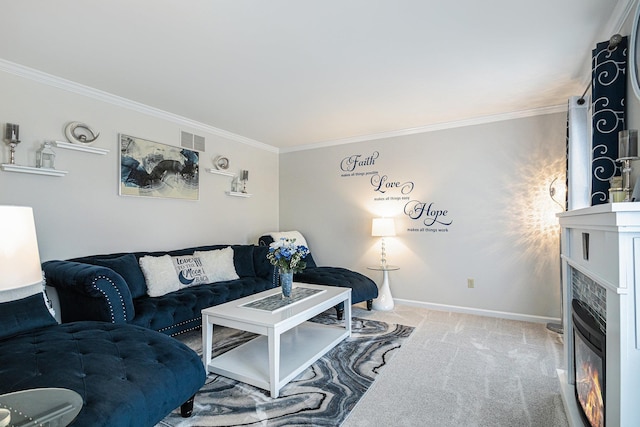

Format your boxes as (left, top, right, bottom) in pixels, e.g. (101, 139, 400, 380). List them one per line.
(280, 113, 566, 319)
(0, 70, 279, 261)
(0, 63, 568, 321)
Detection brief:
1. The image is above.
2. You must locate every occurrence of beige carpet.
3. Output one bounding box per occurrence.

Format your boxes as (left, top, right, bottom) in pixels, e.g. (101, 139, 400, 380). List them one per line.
(342, 303, 568, 427)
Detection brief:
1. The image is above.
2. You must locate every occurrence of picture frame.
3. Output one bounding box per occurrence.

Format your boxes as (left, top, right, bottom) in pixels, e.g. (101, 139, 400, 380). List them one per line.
(119, 134, 199, 200)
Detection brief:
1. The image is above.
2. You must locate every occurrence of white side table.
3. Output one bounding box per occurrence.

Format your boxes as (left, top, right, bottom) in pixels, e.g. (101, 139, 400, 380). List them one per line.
(368, 265, 399, 311)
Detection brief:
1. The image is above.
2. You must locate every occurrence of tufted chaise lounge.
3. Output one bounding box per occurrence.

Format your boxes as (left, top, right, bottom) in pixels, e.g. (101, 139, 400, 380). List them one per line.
(259, 232, 378, 319)
(0, 293, 206, 426)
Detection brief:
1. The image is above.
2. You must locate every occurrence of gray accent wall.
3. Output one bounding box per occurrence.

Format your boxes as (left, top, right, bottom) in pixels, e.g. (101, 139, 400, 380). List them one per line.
(280, 113, 567, 319)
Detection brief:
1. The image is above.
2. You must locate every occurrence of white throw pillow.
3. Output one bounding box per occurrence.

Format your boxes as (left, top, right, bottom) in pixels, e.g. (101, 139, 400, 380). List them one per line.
(266, 231, 308, 248)
(139, 255, 179, 297)
(140, 254, 212, 297)
(194, 247, 239, 283)
(172, 255, 209, 287)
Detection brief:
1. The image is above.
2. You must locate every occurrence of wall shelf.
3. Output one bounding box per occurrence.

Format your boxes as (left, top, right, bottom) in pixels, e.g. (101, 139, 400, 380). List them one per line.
(226, 191, 252, 198)
(207, 168, 252, 197)
(52, 140, 109, 155)
(206, 168, 236, 177)
(1, 164, 68, 176)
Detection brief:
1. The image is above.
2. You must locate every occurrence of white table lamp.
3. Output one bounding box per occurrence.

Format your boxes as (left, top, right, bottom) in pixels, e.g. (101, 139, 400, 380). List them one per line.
(0, 206, 43, 301)
(372, 217, 395, 267)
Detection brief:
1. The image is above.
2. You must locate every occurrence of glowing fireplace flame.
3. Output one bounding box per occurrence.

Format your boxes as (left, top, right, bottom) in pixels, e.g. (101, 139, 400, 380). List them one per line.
(577, 361, 604, 427)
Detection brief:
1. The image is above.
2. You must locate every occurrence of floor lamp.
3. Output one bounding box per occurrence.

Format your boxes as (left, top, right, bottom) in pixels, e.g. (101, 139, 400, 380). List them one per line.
(546, 178, 564, 334)
(546, 229, 564, 334)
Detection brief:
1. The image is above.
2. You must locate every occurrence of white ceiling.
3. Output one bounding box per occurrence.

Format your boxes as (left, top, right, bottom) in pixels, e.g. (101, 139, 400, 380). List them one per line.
(0, 0, 629, 150)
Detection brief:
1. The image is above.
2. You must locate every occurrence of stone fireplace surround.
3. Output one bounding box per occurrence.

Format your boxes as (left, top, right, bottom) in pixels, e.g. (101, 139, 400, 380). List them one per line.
(558, 204, 640, 426)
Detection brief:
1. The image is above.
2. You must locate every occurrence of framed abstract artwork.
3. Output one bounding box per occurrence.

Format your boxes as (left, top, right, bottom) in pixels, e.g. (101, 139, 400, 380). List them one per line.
(119, 134, 199, 200)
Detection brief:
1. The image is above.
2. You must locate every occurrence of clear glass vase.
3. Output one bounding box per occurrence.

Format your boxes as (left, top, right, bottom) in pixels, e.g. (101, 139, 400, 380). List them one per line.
(279, 268, 293, 298)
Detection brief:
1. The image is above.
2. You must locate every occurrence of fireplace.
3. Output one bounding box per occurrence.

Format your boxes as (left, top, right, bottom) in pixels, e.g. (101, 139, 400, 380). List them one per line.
(572, 299, 605, 427)
(558, 204, 640, 426)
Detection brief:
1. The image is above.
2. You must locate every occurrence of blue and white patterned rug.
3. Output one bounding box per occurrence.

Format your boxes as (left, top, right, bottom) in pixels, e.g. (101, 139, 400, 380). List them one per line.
(157, 315, 413, 426)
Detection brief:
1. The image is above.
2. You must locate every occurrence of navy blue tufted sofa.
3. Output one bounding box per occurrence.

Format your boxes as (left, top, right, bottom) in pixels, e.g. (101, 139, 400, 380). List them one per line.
(42, 244, 277, 336)
(0, 293, 206, 426)
(258, 234, 378, 319)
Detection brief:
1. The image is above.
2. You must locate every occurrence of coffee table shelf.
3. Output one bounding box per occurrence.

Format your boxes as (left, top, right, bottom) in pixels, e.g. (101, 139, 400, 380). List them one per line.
(202, 283, 351, 397)
(208, 321, 348, 393)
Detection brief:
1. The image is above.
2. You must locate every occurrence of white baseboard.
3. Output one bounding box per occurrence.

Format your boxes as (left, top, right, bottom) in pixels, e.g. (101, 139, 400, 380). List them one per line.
(394, 298, 561, 324)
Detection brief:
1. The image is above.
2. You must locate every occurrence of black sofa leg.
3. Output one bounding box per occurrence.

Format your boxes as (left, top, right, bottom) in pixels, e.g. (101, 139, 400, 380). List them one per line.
(336, 306, 344, 320)
(180, 395, 196, 418)
(366, 300, 373, 311)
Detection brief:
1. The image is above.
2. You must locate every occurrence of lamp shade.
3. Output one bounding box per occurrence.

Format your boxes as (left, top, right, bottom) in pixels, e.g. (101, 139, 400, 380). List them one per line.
(372, 218, 396, 237)
(0, 206, 42, 291)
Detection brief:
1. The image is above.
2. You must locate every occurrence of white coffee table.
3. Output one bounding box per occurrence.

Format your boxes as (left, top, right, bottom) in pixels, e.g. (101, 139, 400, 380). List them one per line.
(202, 283, 351, 397)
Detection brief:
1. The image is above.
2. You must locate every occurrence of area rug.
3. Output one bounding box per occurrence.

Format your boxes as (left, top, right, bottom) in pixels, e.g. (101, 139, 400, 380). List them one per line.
(157, 315, 413, 427)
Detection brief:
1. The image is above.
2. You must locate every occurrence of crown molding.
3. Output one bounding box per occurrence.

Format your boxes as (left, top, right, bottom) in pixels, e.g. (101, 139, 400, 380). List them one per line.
(280, 104, 567, 153)
(607, 0, 637, 36)
(577, 0, 637, 87)
(0, 59, 278, 153)
(0, 58, 568, 155)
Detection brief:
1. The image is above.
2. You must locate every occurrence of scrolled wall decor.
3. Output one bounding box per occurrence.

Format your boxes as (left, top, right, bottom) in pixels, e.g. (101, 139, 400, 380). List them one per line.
(65, 122, 100, 145)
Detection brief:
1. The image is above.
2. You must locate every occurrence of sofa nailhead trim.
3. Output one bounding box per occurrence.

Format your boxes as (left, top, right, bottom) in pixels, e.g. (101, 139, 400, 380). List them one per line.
(172, 324, 201, 336)
(91, 275, 127, 322)
(159, 317, 199, 333)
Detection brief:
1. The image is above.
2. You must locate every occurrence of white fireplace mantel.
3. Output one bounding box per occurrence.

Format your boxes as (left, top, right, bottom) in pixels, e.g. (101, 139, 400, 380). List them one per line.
(558, 203, 640, 427)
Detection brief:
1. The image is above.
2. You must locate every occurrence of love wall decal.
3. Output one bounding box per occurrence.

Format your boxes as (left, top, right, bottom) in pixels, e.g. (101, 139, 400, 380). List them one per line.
(338, 150, 453, 232)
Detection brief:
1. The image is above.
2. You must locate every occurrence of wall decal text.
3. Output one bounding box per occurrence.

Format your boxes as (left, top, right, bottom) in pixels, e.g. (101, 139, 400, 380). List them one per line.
(404, 200, 452, 228)
(336, 149, 453, 233)
(340, 151, 379, 173)
(370, 173, 414, 194)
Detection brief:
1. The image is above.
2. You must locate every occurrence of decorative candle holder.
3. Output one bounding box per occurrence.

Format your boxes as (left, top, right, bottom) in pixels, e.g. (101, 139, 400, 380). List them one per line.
(617, 130, 639, 202)
(240, 170, 249, 193)
(4, 123, 20, 165)
(36, 142, 56, 169)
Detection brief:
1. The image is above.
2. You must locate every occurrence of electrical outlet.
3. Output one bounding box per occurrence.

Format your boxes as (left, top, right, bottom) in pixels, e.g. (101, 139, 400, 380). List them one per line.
(467, 278, 475, 288)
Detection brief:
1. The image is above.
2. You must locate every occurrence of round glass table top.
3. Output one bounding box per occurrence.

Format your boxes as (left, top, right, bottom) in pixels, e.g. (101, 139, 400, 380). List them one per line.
(0, 388, 82, 427)
(367, 265, 400, 271)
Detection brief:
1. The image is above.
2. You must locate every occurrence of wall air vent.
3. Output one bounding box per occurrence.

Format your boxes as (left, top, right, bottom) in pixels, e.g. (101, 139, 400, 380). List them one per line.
(180, 131, 206, 152)
(194, 135, 206, 152)
(180, 131, 193, 149)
